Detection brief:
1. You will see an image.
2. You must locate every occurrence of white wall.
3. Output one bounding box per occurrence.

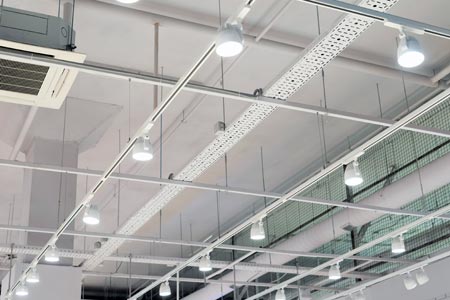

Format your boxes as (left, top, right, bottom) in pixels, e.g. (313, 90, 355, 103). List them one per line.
(1, 263, 81, 300)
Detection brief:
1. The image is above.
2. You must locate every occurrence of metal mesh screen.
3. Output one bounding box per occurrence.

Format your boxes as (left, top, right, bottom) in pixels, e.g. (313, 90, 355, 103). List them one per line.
(0, 58, 48, 95)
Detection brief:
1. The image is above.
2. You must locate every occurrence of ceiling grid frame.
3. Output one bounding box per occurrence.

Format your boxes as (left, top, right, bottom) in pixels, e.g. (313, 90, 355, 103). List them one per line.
(83, 0, 400, 273)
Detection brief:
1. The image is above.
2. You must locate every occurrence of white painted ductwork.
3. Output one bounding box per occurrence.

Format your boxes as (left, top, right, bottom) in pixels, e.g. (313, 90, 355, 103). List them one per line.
(181, 150, 450, 300)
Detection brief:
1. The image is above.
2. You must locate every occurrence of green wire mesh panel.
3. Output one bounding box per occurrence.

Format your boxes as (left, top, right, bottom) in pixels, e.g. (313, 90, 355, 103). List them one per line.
(233, 99, 450, 299)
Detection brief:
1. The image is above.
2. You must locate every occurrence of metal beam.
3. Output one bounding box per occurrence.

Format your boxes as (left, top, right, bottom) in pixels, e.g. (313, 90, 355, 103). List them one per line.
(83, 271, 344, 292)
(1, 159, 450, 222)
(296, 0, 450, 40)
(246, 182, 450, 300)
(129, 87, 450, 300)
(322, 247, 450, 300)
(0, 224, 415, 265)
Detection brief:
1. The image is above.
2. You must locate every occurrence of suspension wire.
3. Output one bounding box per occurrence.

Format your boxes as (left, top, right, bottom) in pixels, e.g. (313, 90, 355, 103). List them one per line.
(7, 243, 13, 294)
(69, 0, 76, 48)
(376, 84, 391, 177)
(58, 0, 61, 18)
(128, 78, 132, 141)
(179, 214, 183, 257)
(160, 67, 164, 183)
(57, 101, 68, 227)
(216, 191, 222, 238)
(128, 254, 132, 297)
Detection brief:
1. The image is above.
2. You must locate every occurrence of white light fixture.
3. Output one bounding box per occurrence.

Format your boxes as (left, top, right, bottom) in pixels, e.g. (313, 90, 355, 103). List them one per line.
(26, 267, 40, 284)
(250, 219, 265, 241)
(132, 136, 154, 161)
(391, 234, 406, 254)
(403, 272, 417, 290)
(199, 254, 213, 272)
(83, 205, 100, 225)
(415, 267, 429, 285)
(275, 288, 286, 300)
(329, 263, 341, 280)
(344, 160, 363, 186)
(116, 0, 139, 3)
(45, 245, 60, 263)
(159, 281, 171, 297)
(397, 33, 424, 68)
(15, 282, 29, 296)
(216, 22, 244, 57)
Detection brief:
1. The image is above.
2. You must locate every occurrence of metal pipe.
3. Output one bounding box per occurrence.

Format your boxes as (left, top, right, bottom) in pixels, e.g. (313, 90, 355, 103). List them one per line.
(0, 224, 415, 264)
(246, 181, 450, 300)
(1, 159, 449, 222)
(83, 271, 344, 292)
(296, 0, 450, 40)
(323, 247, 450, 300)
(9, 106, 38, 160)
(134, 87, 450, 300)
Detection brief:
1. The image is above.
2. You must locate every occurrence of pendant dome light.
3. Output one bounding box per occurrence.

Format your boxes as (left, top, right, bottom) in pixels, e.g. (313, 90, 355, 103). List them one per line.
(159, 281, 171, 297)
(132, 136, 154, 161)
(199, 254, 213, 272)
(250, 219, 265, 241)
(328, 263, 341, 280)
(26, 267, 40, 284)
(216, 22, 244, 58)
(15, 282, 29, 296)
(83, 205, 100, 225)
(391, 234, 406, 254)
(45, 244, 60, 263)
(275, 288, 286, 300)
(397, 33, 424, 68)
(415, 267, 429, 285)
(344, 160, 363, 187)
(403, 272, 417, 290)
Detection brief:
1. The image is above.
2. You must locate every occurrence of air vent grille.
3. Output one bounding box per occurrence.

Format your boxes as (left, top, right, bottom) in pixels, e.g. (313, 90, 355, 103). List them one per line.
(0, 58, 48, 95)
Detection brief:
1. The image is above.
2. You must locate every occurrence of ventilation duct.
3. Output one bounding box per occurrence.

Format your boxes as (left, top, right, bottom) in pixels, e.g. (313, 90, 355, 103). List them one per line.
(0, 6, 85, 109)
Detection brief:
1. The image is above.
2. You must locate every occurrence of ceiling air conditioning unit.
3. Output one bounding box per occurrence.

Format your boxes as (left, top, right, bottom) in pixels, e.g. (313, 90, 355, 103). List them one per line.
(0, 5, 85, 109)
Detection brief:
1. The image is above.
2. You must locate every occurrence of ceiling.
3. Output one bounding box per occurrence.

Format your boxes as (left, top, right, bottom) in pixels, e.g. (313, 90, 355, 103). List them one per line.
(0, 0, 449, 298)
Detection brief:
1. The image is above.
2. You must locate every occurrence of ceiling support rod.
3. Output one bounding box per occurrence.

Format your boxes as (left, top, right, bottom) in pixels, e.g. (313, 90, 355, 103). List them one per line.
(0, 224, 417, 264)
(128, 87, 450, 300)
(296, 0, 450, 39)
(1, 159, 449, 222)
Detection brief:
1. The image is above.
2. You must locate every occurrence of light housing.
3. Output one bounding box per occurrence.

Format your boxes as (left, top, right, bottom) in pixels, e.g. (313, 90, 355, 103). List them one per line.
(415, 267, 429, 285)
(250, 220, 265, 241)
(15, 282, 29, 296)
(328, 263, 341, 280)
(132, 136, 154, 161)
(344, 161, 363, 186)
(116, 0, 139, 3)
(397, 34, 424, 68)
(83, 205, 100, 225)
(159, 281, 171, 297)
(216, 23, 244, 58)
(392, 234, 406, 254)
(26, 267, 40, 283)
(275, 288, 286, 300)
(199, 254, 213, 272)
(45, 245, 60, 263)
(403, 273, 417, 290)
